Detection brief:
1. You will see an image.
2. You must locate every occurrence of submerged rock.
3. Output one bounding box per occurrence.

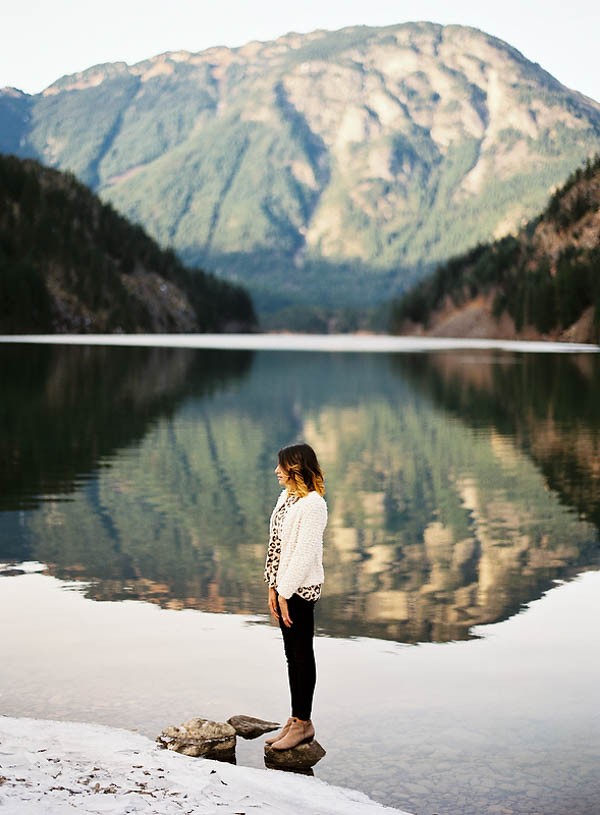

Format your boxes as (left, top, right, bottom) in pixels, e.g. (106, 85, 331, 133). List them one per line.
(264, 739, 326, 771)
(156, 717, 236, 761)
(228, 715, 280, 739)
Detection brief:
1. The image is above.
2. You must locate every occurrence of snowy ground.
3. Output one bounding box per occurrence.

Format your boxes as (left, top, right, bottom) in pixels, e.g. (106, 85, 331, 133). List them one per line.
(0, 716, 410, 814)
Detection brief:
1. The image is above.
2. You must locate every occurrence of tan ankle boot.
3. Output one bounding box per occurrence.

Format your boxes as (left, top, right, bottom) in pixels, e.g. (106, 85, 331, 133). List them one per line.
(265, 717, 293, 745)
(270, 718, 315, 750)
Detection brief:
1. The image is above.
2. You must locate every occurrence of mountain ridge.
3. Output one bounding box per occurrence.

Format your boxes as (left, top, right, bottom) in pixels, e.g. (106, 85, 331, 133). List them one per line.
(2, 22, 600, 320)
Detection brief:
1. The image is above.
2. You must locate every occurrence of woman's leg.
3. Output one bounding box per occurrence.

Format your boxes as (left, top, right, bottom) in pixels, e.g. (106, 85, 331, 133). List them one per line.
(279, 594, 316, 721)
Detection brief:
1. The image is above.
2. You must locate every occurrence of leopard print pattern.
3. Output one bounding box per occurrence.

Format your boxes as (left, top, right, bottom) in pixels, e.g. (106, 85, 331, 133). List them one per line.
(296, 583, 321, 601)
(264, 493, 322, 601)
(264, 495, 295, 586)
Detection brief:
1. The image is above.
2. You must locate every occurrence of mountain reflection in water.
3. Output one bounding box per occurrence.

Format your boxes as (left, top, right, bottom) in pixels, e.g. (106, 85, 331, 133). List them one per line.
(1, 344, 598, 643)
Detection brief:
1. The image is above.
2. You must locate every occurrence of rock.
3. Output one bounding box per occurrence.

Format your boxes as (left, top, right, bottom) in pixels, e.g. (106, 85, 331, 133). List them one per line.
(156, 717, 236, 761)
(264, 739, 326, 771)
(227, 715, 280, 739)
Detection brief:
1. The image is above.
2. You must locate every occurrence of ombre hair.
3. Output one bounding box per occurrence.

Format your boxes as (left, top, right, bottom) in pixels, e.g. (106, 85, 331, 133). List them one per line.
(278, 443, 325, 497)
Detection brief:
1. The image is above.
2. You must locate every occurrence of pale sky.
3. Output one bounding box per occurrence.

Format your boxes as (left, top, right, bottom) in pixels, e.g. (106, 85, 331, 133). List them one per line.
(2, 0, 599, 102)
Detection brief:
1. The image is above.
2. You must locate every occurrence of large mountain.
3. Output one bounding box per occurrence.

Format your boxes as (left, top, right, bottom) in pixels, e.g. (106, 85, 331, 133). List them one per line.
(2, 22, 600, 316)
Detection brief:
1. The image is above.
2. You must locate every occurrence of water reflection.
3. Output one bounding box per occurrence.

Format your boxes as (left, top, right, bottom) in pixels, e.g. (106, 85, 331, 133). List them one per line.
(0, 344, 598, 642)
(393, 351, 600, 529)
(0, 344, 252, 510)
(309, 354, 599, 641)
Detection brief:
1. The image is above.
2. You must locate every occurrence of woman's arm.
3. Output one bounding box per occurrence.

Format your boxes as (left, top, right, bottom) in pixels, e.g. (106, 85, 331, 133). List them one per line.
(276, 499, 327, 600)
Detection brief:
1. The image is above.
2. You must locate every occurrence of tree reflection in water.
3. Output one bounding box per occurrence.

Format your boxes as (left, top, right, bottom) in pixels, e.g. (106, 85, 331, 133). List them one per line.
(1, 345, 598, 643)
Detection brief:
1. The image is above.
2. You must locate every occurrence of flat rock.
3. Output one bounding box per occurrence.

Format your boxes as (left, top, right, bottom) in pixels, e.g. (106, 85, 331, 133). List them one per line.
(156, 717, 236, 760)
(228, 715, 280, 739)
(264, 739, 326, 770)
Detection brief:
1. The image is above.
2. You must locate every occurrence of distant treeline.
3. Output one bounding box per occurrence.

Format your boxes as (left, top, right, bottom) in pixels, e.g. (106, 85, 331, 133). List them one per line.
(390, 155, 600, 338)
(0, 154, 256, 333)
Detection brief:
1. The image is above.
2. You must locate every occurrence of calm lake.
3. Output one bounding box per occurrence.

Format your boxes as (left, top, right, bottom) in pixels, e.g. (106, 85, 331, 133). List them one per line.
(1, 336, 599, 815)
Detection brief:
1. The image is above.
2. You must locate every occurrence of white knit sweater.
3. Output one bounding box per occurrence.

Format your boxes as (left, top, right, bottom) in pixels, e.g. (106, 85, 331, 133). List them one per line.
(269, 489, 327, 600)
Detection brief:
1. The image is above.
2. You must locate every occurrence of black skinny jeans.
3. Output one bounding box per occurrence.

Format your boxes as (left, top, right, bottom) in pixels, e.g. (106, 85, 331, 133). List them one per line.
(278, 593, 317, 721)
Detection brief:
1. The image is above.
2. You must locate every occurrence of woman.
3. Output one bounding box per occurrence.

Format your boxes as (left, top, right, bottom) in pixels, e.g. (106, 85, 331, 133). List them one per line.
(264, 442, 327, 750)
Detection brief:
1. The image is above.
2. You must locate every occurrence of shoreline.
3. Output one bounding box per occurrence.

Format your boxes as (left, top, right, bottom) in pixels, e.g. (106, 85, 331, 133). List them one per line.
(0, 715, 409, 814)
(0, 332, 598, 353)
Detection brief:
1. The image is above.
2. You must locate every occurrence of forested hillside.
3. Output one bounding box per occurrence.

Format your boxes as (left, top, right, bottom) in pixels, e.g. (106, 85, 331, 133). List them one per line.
(2, 22, 600, 320)
(390, 155, 600, 343)
(0, 155, 256, 333)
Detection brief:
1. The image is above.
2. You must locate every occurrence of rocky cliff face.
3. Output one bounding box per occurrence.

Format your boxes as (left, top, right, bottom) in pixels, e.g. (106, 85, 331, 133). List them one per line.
(2, 22, 600, 313)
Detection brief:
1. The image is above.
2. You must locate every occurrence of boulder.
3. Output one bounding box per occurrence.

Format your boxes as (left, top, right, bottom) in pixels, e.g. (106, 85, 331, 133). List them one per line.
(156, 717, 236, 761)
(264, 739, 326, 771)
(227, 715, 280, 739)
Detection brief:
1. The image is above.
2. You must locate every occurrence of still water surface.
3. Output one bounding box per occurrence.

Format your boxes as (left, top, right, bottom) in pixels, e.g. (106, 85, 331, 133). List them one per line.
(1, 338, 599, 814)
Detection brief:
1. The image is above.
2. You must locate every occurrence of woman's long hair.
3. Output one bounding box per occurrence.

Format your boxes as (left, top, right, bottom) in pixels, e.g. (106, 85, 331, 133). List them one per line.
(278, 443, 325, 497)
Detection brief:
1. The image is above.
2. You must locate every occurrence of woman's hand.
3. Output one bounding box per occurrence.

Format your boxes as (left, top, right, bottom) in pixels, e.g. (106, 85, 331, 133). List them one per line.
(268, 587, 280, 619)
(278, 595, 293, 628)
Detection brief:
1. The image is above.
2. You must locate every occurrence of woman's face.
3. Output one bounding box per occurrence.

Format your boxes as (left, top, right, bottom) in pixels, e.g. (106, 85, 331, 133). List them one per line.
(275, 461, 291, 487)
